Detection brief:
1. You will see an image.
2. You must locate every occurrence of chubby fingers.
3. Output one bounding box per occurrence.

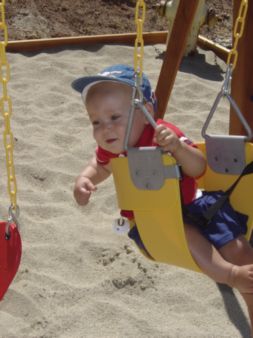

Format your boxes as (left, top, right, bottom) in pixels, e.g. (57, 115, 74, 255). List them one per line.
(154, 124, 171, 142)
(74, 176, 97, 205)
(154, 125, 181, 153)
(83, 179, 97, 193)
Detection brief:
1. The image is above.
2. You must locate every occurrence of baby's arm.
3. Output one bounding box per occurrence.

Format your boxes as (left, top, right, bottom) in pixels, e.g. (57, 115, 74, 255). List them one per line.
(154, 124, 206, 178)
(74, 155, 111, 206)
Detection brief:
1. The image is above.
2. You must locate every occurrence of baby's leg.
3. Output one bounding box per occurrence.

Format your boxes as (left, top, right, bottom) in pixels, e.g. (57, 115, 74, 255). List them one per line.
(219, 235, 253, 333)
(218, 235, 253, 293)
(185, 223, 233, 284)
(185, 225, 253, 334)
(219, 235, 253, 265)
(185, 224, 253, 292)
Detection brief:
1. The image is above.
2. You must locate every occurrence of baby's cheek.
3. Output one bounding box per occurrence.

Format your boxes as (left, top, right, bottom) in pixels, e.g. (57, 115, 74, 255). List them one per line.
(93, 130, 102, 146)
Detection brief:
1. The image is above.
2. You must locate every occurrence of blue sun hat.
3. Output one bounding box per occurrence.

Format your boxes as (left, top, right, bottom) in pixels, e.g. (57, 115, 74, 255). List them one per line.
(71, 64, 155, 106)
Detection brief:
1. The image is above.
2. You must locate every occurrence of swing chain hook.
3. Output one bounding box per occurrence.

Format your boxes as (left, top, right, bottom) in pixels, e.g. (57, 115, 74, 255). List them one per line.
(134, 71, 144, 104)
(221, 65, 232, 96)
(5, 205, 20, 239)
(124, 80, 157, 151)
(123, 83, 141, 151)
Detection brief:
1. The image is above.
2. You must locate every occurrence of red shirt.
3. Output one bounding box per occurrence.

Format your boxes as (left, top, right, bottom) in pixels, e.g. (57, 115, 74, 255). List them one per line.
(96, 119, 197, 219)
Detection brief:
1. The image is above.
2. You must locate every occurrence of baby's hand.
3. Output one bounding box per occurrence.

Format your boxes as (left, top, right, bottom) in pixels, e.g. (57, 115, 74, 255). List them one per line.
(74, 176, 97, 206)
(154, 125, 181, 153)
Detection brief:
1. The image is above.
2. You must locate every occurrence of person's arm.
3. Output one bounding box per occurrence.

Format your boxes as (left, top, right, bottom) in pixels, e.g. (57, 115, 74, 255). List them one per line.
(154, 124, 206, 178)
(74, 155, 111, 206)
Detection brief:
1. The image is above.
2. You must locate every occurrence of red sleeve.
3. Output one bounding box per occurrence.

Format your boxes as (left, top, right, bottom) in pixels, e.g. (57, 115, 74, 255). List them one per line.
(96, 146, 118, 165)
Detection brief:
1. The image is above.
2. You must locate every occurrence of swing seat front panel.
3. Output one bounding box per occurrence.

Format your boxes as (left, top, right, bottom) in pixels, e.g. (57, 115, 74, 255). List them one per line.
(111, 155, 201, 272)
(111, 155, 179, 210)
(135, 210, 201, 271)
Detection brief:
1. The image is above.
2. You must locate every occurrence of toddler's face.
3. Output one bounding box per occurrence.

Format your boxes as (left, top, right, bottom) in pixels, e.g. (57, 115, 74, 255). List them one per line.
(86, 82, 149, 154)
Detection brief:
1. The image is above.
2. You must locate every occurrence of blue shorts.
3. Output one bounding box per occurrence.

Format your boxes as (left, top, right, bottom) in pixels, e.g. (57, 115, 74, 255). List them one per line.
(128, 191, 248, 252)
(183, 190, 248, 249)
(128, 225, 152, 257)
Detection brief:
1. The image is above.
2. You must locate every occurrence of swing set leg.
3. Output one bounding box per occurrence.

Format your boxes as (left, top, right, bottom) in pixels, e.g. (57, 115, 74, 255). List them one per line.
(155, 0, 199, 118)
(230, 0, 253, 137)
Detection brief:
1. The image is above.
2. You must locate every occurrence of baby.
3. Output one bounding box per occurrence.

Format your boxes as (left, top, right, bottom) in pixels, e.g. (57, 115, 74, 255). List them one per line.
(72, 64, 253, 333)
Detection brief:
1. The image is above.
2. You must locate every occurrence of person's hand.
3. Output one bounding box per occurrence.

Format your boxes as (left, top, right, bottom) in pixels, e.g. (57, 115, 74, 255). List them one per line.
(154, 125, 181, 154)
(74, 176, 97, 206)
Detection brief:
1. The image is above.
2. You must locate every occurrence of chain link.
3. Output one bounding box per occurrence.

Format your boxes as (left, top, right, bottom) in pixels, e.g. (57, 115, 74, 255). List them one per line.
(227, 0, 248, 70)
(0, 1, 18, 210)
(134, 0, 146, 80)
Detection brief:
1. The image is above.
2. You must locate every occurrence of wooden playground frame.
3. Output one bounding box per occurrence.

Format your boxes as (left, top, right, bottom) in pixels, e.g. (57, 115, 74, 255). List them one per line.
(6, 0, 252, 135)
(154, 0, 253, 136)
(230, 0, 253, 135)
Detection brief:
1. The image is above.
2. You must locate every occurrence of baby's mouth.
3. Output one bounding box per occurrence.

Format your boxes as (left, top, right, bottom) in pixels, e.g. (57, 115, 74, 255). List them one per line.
(106, 138, 117, 144)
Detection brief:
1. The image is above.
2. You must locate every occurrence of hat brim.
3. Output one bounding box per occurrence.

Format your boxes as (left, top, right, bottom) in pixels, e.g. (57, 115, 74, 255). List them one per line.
(71, 76, 134, 94)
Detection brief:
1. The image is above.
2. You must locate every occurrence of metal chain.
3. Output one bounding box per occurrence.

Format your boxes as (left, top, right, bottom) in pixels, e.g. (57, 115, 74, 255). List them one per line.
(0, 0, 7, 46)
(0, 0, 18, 211)
(134, 0, 146, 80)
(227, 0, 248, 70)
(124, 1, 148, 150)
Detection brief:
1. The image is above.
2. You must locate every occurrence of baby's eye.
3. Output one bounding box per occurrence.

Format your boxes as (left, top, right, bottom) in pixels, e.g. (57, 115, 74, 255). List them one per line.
(111, 114, 120, 121)
(92, 120, 99, 126)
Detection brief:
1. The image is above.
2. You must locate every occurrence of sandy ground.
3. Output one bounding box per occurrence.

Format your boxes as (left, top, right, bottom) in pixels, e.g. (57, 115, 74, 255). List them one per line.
(0, 43, 251, 338)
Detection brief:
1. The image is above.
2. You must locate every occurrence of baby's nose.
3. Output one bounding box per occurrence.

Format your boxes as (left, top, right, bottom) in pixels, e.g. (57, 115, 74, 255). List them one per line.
(104, 121, 113, 129)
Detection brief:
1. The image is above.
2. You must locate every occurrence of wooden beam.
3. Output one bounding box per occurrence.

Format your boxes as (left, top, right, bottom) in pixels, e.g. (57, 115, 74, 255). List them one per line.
(6, 31, 168, 53)
(197, 35, 230, 62)
(230, 0, 253, 136)
(155, 0, 199, 118)
(6, 31, 229, 64)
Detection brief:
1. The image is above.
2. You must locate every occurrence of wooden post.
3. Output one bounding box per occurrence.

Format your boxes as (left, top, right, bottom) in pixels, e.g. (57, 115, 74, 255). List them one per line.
(230, 0, 253, 136)
(155, 0, 199, 119)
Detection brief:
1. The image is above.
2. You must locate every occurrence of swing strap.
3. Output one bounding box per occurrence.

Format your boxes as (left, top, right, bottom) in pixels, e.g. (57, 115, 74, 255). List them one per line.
(202, 161, 253, 223)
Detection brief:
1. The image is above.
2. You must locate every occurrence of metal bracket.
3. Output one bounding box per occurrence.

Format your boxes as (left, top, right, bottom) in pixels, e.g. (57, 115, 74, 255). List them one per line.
(124, 86, 157, 151)
(5, 205, 20, 239)
(128, 147, 181, 190)
(205, 135, 246, 174)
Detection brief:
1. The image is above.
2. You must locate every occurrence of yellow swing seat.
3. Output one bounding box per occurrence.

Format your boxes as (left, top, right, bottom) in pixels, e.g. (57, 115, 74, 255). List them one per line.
(111, 141, 253, 273)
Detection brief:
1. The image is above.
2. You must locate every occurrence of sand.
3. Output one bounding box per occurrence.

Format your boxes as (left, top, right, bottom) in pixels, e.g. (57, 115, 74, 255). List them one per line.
(0, 43, 251, 338)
